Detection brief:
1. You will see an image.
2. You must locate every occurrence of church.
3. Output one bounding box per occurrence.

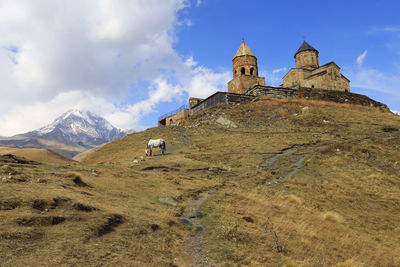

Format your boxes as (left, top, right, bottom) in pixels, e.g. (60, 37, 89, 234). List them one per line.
(227, 40, 350, 94)
(282, 41, 350, 92)
(158, 40, 385, 126)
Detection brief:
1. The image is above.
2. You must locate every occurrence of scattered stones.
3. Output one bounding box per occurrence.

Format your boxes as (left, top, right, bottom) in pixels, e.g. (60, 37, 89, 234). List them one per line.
(302, 106, 310, 111)
(195, 226, 204, 232)
(177, 218, 193, 226)
(216, 116, 238, 128)
(189, 210, 204, 219)
(208, 189, 217, 194)
(158, 197, 177, 207)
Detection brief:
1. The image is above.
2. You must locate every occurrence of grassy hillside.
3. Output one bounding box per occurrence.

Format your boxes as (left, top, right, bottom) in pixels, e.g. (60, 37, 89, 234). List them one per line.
(1, 97, 399, 266)
(0, 147, 75, 164)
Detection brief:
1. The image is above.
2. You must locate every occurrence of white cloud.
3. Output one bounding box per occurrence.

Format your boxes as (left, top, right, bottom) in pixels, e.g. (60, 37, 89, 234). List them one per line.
(356, 50, 367, 67)
(369, 26, 400, 34)
(0, 0, 228, 136)
(261, 67, 288, 87)
(342, 52, 400, 105)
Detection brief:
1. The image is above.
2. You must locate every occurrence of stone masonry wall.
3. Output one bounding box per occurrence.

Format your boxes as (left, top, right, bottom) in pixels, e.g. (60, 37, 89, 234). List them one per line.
(247, 85, 298, 98)
(298, 87, 389, 111)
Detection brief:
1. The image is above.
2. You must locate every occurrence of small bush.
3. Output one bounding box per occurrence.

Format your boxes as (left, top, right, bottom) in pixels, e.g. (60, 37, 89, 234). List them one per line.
(322, 211, 344, 223)
(284, 194, 302, 205)
(50, 197, 70, 209)
(92, 214, 124, 237)
(16, 215, 66, 226)
(32, 199, 47, 211)
(0, 199, 21, 210)
(382, 126, 399, 132)
(65, 172, 88, 186)
(65, 171, 81, 179)
(72, 202, 97, 212)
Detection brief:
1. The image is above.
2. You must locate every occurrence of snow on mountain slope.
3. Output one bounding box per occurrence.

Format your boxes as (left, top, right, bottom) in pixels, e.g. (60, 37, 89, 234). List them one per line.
(28, 109, 131, 147)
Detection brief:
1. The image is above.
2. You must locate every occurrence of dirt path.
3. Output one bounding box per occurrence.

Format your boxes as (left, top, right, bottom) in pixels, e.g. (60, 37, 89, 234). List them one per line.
(174, 191, 214, 267)
(261, 146, 311, 182)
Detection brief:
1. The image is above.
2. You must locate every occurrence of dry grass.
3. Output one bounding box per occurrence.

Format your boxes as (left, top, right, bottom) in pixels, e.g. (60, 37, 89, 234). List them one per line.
(0, 147, 74, 164)
(322, 211, 344, 223)
(1, 98, 400, 266)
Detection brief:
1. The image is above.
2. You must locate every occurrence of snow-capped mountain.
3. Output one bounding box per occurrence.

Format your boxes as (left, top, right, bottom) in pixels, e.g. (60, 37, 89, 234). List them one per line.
(27, 109, 130, 147)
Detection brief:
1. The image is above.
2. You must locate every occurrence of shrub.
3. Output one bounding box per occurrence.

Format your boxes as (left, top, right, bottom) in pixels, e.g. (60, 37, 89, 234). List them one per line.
(322, 211, 344, 223)
(382, 126, 399, 132)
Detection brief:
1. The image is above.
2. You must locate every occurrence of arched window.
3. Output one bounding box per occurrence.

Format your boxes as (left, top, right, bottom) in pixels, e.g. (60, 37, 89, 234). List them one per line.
(234, 70, 237, 75)
(250, 68, 254, 76)
(311, 85, 315, 88)
(241, 68, 245, 75)
(345, 89, 349, 92)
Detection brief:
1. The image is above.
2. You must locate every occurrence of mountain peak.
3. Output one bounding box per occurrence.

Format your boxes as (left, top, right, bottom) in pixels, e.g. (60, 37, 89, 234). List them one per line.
(29, 109, 128, 146)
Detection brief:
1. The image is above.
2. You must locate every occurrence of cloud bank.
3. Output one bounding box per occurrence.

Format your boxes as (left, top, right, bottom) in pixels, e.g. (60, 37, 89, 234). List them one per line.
(0, 0, 228, 136)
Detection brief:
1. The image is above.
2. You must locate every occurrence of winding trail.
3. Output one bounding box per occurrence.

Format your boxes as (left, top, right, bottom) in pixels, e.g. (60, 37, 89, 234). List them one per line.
(174, 191, 214, 267)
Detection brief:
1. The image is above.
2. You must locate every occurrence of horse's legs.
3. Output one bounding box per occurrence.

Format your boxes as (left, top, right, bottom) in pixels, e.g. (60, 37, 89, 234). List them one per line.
(150, 147, 152, 156)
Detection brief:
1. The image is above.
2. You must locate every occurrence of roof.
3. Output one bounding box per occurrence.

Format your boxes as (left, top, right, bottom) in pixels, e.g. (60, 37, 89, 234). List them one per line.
(295, 41, 319, 57)
(234, 40, 256, 59)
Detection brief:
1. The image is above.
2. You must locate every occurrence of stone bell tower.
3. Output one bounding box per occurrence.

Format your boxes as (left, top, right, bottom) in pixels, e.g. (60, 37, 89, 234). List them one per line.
(294, 41, 319, 69)
(228, 40, 265, 94)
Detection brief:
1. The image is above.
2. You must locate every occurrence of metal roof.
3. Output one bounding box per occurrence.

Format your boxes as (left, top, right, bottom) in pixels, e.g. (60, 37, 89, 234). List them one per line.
(295, 41, 319, 57)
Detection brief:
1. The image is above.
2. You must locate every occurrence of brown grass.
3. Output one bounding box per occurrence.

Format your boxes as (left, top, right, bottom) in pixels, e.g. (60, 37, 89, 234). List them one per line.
(322, 211, 344, 223)
(0, 147, 74, 164)
(1, 98, 399, 266)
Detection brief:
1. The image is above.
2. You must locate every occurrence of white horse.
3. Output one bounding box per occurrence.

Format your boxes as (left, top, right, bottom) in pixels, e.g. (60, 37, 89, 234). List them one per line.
(145, 139, 166, 156)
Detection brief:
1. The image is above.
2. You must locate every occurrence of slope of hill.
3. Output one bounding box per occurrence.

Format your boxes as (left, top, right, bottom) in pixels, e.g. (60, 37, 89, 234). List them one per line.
(1, 98, 399, 266)
(0, 147, 74, 164)
(0, 109, 131, 159)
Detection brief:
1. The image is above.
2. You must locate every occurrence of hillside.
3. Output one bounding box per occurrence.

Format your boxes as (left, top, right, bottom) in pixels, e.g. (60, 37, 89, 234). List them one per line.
(1, 97, 399, 266)
(0, 147, 74, 164)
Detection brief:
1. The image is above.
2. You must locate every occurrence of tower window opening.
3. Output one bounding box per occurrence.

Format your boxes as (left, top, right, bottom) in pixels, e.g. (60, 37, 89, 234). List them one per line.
(241, 68, 245, 74)
(311, 85, 315, 88)
(250, 68, 254, 75)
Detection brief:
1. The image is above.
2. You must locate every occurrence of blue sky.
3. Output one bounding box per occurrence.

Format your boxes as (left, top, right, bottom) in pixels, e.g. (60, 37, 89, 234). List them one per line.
(0, 0, 399, 136)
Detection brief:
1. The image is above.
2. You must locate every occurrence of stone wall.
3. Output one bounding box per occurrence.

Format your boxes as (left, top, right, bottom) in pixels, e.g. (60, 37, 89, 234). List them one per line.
(246, 85, 298, 98)
(298, 87, 389, 111)
(164, 109, 190, 126)
(226, 93, 254, 104)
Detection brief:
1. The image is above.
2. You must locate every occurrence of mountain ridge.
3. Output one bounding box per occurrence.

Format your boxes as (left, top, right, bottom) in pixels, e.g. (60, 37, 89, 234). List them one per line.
(0, 109, 133, 158)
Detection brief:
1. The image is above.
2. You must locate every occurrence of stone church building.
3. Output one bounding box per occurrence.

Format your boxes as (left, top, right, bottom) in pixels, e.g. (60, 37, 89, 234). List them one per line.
(227, 40, 350, 94)
(159, 40, 387, 126)
(282, 41, 350, 92)
(227, 41, 266, 94)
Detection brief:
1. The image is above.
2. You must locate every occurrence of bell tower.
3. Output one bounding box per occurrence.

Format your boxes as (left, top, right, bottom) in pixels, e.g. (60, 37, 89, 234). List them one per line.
(228, 41, 265, 94)
(294, 41, 319, 69)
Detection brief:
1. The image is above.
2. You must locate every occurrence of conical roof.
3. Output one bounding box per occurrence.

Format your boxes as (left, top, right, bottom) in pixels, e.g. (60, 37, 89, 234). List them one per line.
(294, 41, 319, 57)
(234, 40, 256, 59)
